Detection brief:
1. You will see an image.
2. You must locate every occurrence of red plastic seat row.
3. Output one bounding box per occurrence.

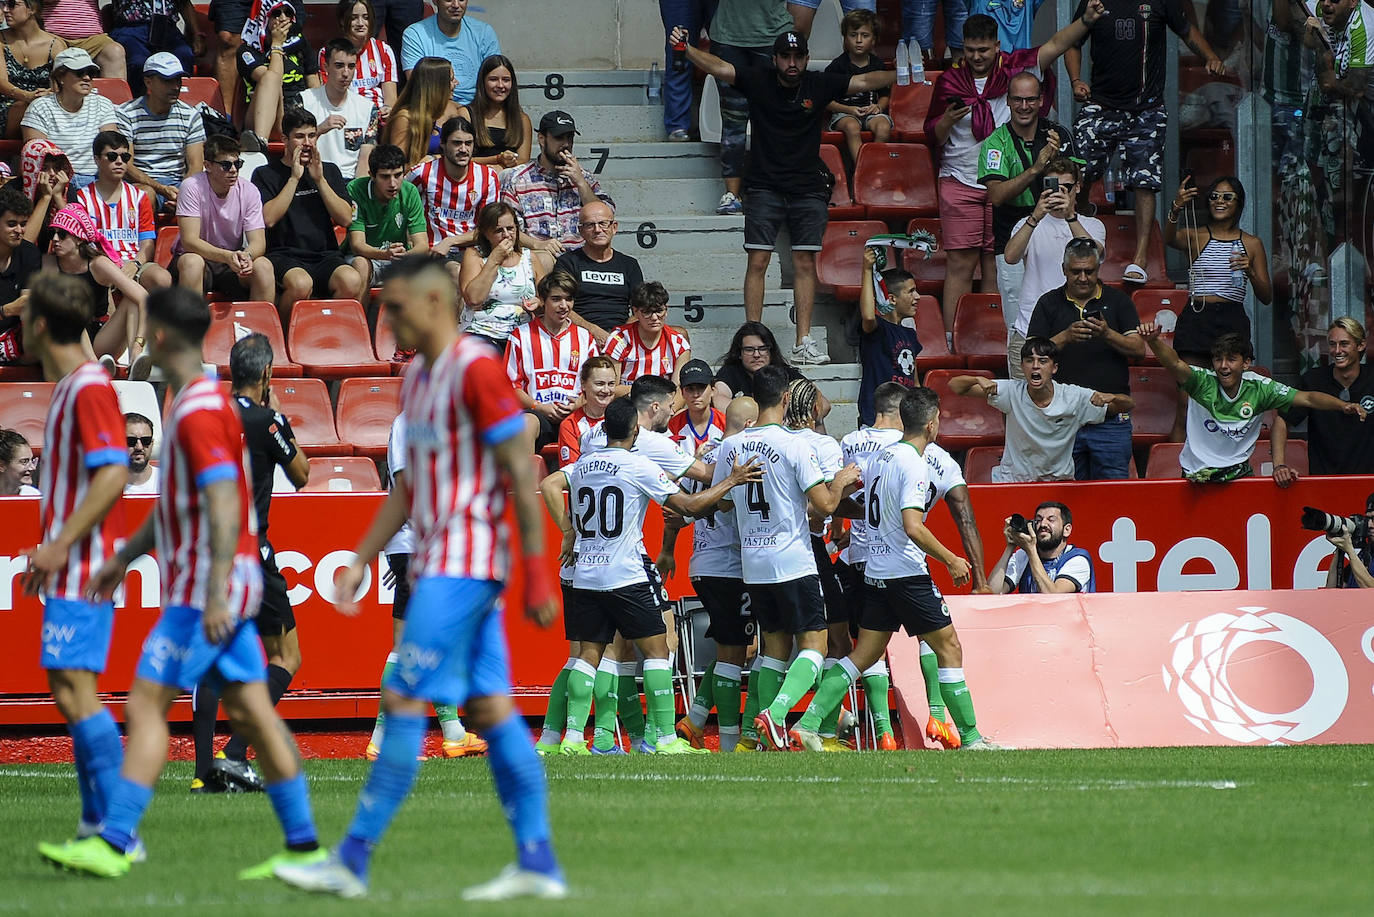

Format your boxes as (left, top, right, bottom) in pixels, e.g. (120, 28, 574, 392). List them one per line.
(247, 376, 402, 459)
(1144, 440, 1307, 479)
(963, 445, 1141, 483)
(204, 300, 400, 380)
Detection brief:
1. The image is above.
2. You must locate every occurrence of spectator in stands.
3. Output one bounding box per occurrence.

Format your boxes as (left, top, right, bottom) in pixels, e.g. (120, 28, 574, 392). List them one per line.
(605, 280, 691, 392)
(857, 246, 920, 426)
(979, 71, 1074, 364)
(238, 0, 319, 152)
(0, 427, 39, 494)
(712, 320, 813, 409)
(925, 8, 1104, 345)
(173, 133, 275, 303)
(1273, 318, 1374, 479)
(558, 354, 618, 464)
(675, 27, 894, 365)
(1140, 325, 1365, 483)
(950, 335, 1131, 482)
(303, 39, 381, 181)
(657, 0, 706, 141)
(458, 200, 550, 349)
(18, 138, 71, 246)
(1066, 0, 1225, 284)
(123, 411, 158, 494)
(326, 0, 397, 119)
(825, 9, 892, 169)
(0, 0, 66, 139)
(668, 358, 726, 452)
(346, 143, 426, 294)
(41, 0, 124, 80)
(108, 0, 200, 97)
(0, 190, 41, 365)
(989, 501, 1095, 594)
(1027, 239, 1142, 480)
(459, 54, 531, 169)
(498, 110, 612, 253)
(75, 130, 172, 294)
(385, 56, 460, 167)
(252, 107, 361, 324)
(1003, 158, 1105, 375)
(504, 269, 599, 451)
(400, 0, 498, 106)
(208, 0, 265, 113)
(370, 0, 417, 67)
(407, 115, 497, 280)
(903, 0, 966, 64)
(553, 200, 643, 347)
(116, 53, 206, 211)
(971, 0, 1045, 51)
(20, 47, 117, 190)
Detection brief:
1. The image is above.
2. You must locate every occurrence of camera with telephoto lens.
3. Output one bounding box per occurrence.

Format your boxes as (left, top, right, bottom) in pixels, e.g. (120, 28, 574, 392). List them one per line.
(1008, 513, 1033, 537)
(1301, 506, 1372, 548)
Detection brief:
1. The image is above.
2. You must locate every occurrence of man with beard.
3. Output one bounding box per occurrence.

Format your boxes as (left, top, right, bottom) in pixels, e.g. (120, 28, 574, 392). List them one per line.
(989, 501, 1094, 594)
(498, 111, 612, 253)
(408, 117, 499, 284)
(123, 413, 159, 494)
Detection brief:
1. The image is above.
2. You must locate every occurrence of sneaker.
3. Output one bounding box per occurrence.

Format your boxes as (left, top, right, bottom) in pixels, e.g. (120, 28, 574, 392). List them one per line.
(98, 354, 118, 378)
(364, 742, 381, 761)
(876, 732, 899, 751)
(209, 752, 264, 792)
(390, 347, 416, 364)
(790, 336, 830, 366)
(836, 708, 858, 739)
(631, 737, 657, 754)
(590, 742, 627, 755)
(675, 715, 705, 749)
(655, 736, 709, 755)
(273, 850, 367, 898)
(667, 129, 691, 141)
(820, 736, 854, 752)
(534, 740, 562, 757)
(754, 709, 789, 750)
(239, 129, 266, 154)
(926, 716, 962, 750)
(733, 736, 761, 752)
(442, 733, 488, 757)
(789, 727, 822, 752)
(716, 191, 743, 215)
(238, 846, 328, 880)
(38, 836, 130, 878)
(962, 737, 1014, 751)
(558, 738, 592, 756)
(462, 863, 568, 902)
(128, 352, 152, 382)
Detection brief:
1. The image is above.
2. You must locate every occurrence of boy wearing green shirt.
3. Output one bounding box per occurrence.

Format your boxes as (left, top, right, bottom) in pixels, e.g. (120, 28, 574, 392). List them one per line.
(346, 144, 427, 292)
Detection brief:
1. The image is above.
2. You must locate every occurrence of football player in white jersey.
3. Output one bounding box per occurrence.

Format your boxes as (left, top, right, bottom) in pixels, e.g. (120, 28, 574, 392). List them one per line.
(791, 387, 1007, 751)
(542, 398, 761, 754)
(713, 365, 860, 751)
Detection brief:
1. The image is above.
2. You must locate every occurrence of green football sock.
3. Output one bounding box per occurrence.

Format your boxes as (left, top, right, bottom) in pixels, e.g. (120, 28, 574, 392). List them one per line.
(862, 661, 893, 737)
(564, 660, 596, 739)
(817, 658, 842, 736)
(920, 641, 945, 720)
(433, 703, 459, 723)
(541, 662, 572, 738)
(616, 666, 645, 741)
(797, 658, 857, 732)
(755, 656, 788, 714)
(938, 667, 982, 745)
(741, 659, 762, 741)
(642, 660, 675, 746)
(688, 661, 716, 729)
(592, 658, 619, 751)
(767, 649, 823, 721)
(712, 661, 743, 730)
(370, 653, 398, 746)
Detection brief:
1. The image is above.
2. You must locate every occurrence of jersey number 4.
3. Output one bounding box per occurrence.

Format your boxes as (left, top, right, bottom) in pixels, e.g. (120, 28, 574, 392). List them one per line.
(575, 486, 625, 539)
(745, 480, 771, 521)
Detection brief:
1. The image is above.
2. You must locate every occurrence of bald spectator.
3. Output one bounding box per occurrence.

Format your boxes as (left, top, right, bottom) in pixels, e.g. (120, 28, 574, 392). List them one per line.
(553, 201, 643, 347)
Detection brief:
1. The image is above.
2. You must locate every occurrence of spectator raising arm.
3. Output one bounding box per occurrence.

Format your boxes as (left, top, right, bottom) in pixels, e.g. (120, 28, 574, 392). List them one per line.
(670, 25, 737, 84)
(1035, 0, 1108, 71)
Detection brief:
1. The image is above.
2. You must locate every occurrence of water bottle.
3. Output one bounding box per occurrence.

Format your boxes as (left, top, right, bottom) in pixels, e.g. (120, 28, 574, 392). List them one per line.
(909, 42, 926, 84)
(646, 62, 661, 102)
(895, 39, 910, 86)
(1103, 159, 1116, 204)
(1231, 240, 1246, 292)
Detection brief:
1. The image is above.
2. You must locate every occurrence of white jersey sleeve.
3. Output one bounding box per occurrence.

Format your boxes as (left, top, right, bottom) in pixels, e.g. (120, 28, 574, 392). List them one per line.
(1004, 548, 1029, 590)
(634, 428, 696, 479)
(383, 413, 414, 556)
(923, 443, 966, 507)
(686, 441, 743, 579)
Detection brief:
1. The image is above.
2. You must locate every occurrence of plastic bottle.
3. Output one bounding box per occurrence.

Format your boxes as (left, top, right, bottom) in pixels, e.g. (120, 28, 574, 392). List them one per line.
(646, 62, 661, 101)
(909, 41, 926, 84)
(1231, 240, 1247, 292)
(1103, 157, 1116, 204)
(895, 39, 910, 87)
(672, 37, 687, 72)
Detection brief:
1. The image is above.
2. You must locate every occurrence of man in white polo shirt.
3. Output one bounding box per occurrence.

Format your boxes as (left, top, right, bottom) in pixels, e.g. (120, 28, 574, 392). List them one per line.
(302, 39, 380, 181)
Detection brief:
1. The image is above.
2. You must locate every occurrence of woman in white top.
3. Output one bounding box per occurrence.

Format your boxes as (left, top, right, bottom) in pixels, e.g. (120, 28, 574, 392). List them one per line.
(0, 428, 39, 495)
(459, 201, 551, 349)
(325, 0, 397, 118)
(19, 47, 117, 189)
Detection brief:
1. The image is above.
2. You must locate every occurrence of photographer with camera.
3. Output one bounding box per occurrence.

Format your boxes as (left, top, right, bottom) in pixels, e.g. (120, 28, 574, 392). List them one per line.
(990, 502, 1095, 594)
(1309, 497, 1374, 589)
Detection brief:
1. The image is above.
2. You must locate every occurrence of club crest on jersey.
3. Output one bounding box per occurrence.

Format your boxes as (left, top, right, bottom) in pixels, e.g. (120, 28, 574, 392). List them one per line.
(1239, 403, 1254, 419)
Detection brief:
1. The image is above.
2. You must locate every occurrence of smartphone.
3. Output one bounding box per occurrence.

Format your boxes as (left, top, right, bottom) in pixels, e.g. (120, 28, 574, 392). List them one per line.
(1083, 304, 1104, 321)
(1045, 176, 1060, 193)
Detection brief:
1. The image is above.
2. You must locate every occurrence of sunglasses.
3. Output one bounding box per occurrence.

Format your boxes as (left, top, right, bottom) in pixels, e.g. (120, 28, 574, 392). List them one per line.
(52, 228, 71, 240)
(1209, 192, 1237, 202)
(103, 151, 132, 163)
(1065, 238, 1098, 251)
(212, 159, 245, 172)
(127, 435, 153, 447)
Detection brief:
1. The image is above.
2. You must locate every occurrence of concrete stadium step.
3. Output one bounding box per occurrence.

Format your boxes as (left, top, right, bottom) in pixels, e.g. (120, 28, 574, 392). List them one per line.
(666, 291, 795, 330)
(686, 327, 829, 366)
(634, 248, 782, 292)
(613, 215, 742, 257)
(601, 177, 729, 219)
(524, 103, 664, 143)
(520, 69, 655, 108)
(583, 142, 720, 180)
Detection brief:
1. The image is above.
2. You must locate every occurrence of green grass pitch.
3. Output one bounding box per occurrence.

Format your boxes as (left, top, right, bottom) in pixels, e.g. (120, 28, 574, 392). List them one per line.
(3, 744, 1371, 916)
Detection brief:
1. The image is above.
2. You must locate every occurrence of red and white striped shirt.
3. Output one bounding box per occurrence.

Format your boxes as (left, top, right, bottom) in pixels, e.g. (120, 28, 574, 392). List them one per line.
(668, 407, 725, 453)
(38, 361, 127, 601)
(408, 158, 500, 246)
(75, 181, 155, 264)
(403, 335, 526, 581)
(157, 376, 260, 611)
(604, 323, 691, 384)
(319, 37, 397, 111)
(503, 320, 598, 405)
(558, 407, 600, 465)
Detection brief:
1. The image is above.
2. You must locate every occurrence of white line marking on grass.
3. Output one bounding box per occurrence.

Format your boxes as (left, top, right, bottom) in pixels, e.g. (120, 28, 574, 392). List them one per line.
(546, 772, 1244, 790)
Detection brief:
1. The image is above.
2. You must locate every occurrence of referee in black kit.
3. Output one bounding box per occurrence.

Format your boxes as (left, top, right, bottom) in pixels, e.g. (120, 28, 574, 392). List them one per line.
(191, 333, 311, 792)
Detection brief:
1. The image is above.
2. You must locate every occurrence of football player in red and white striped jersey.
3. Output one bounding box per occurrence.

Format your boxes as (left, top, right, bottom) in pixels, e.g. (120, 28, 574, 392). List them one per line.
(558, 354, 618, 465)
(603, 280, 691, 397)
(407, 116, 499, 275)
(504, 269, 598, 450)
(76, 131, 172, 294)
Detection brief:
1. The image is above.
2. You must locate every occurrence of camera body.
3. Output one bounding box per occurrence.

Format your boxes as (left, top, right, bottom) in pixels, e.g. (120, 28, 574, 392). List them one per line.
(1009, 513, 1034, 538)
(1301, 506, 1372, 549)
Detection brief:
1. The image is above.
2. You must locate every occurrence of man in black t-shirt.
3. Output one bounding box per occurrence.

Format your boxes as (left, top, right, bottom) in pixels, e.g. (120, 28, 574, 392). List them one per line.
(554, 200, 643, 347)
(1274, 318, 1374, 478)
(1064, 0, 1224, 283)
(674, 27, 894, 366)
(252, 107, 362, 325)
(0, 189, 42, 364)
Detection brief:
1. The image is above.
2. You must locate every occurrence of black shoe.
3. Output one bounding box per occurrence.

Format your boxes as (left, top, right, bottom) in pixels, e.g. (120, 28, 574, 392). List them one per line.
(239, 129, 266, 154)
(208, 754, 265, 792)
(190, 776, 229, 794)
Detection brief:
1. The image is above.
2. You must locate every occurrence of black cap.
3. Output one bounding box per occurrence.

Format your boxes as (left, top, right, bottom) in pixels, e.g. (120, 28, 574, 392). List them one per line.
(773, 30, 808, 55)
(538, 110, 579, 137)
(678, 359, 714, 388)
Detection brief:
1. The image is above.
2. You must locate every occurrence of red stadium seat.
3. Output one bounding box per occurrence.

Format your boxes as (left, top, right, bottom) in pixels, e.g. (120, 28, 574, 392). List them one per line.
(539, 443, 560, 474)
(1128, 366, 1180, 447)
(0, 365, 42, 382)
(91, 79, 132, 105)
(273, 378, 350, 456)
(951, 293, 1007, 373)
(961, 445, 1004, 484)
(922, 368, 1004, 451)
(179, 77, 226, 113)
(914, 294, 963, 373)
(1099, 218, 1171, 289)
(1251, 439, 1307, 476)
(287, 299, 390, 379)
(1144, 441, 1184, 478)
(816, 220, 887, 301)
(890, 81, 936, 142)
(853, 143, 938, 222)
(154, 226, 179, 269)
(335, 377, 403, 460)
(903, 218, 946, 296)
(819, 145, 865, 220)
(204, 301, 302, 376)
(1130, 289, 1187, 364)
(301, 456, 383, 492)
(0, 382, 53, 453)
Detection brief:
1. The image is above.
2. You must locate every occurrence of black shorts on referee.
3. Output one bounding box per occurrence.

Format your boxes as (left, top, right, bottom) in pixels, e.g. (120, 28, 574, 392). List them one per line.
(254, 541, 296, 636)
(860, 574, 951, 637)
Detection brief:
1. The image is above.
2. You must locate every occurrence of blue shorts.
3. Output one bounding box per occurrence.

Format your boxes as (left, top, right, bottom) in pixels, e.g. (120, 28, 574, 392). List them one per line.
(384, 576, 508, 708)
(41, 597, 115, 673)
(134, 606, 267, 691)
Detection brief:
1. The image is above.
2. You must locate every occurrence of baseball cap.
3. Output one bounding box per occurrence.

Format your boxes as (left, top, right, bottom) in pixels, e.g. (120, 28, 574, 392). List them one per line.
(53, 48, 99, 74)
(773, 30, 808, 55)
(678, 359, 714, 388)
(538, 111, 579, 138)
(143, 52, 187, 79)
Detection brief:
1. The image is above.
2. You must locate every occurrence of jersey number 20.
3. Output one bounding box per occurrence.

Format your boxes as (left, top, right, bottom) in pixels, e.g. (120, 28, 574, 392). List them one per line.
(575, 486, 624, 539)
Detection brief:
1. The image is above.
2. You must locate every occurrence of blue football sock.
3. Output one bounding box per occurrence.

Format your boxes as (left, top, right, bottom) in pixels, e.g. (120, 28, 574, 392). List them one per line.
(71, 710, 122, 824)
(265, 772, 318, 850)
(341, 711, 424, 879)
(485, 712, 559, 877)
(99, 777, 153, 854)
(68, 723, 98, 826)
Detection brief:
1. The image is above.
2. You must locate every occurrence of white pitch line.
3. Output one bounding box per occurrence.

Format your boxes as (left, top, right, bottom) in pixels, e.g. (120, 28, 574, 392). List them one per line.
(545, 772, 1243, 790)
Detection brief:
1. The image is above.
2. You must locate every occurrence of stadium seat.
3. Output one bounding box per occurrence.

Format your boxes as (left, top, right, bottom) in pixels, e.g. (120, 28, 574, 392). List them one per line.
(853, 143, 938, 222)
(0, 382, 53, 453)
(0, 364, 42, 382)
(335, 377, 403, 460)
(153, 226, 179, 269)
(1144, 441, 1184, 478)
(903, 218, 946, 296)
(816, 220, 887, 301)
(287, 299, 390, 379)
(961, 445, 1004, 484)
(1130, 289, 1186, 364)
(913, 294, 963, 373)
(890, 81, 936, 142)
(819, 145, 865, 220)
(1251, 439, 1307, 476)
(921, 368, 1004, 451)
(1099, 218, 1171, 288)
(179, 77, 225, 112)
(951, 293, 1007, 373)
(539, 443, 560, 474)
(272, 378, 350, 456)
(91, 78, 132, 104)
(299, 456, 383, 492)
(204, 301, 302, 376)
(1129, 366, 1180, 447)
